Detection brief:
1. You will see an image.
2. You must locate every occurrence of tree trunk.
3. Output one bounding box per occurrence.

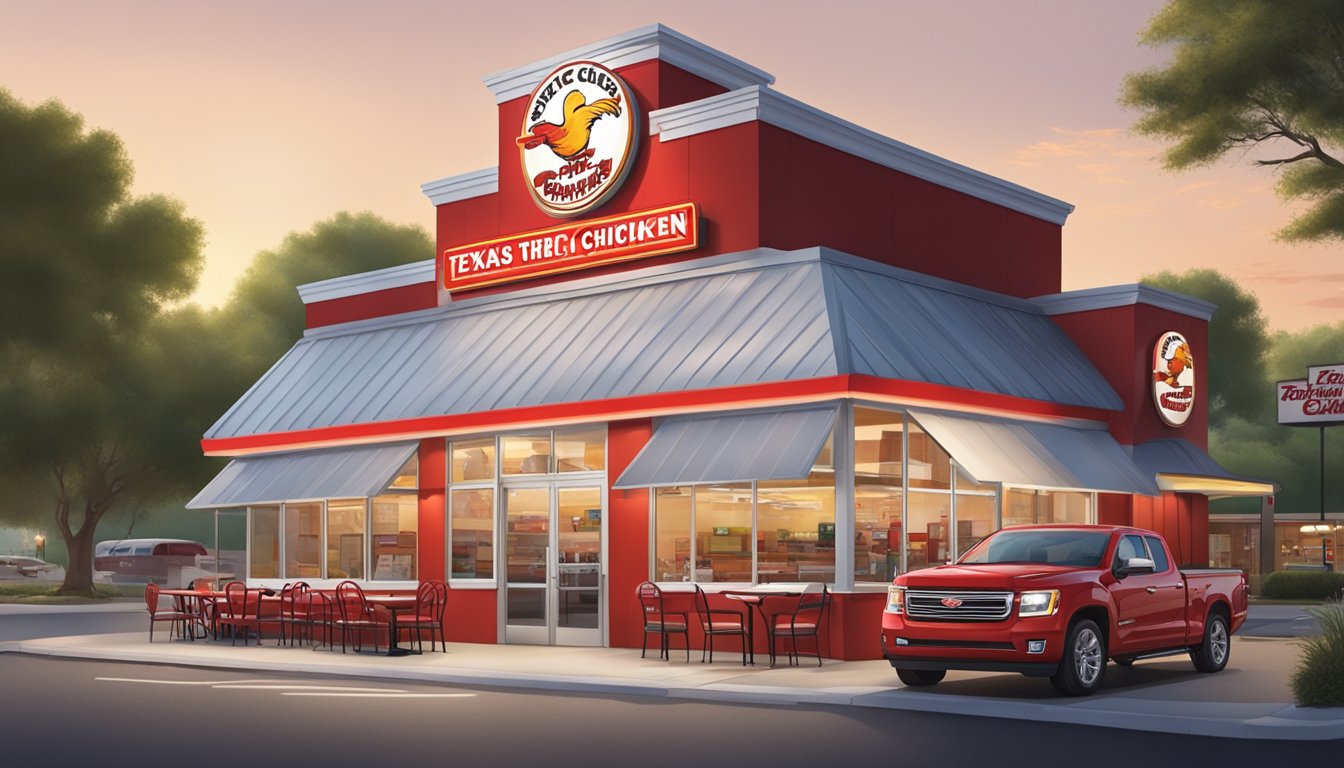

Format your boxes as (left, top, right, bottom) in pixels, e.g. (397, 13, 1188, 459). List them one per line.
(59, 525, 98, 595)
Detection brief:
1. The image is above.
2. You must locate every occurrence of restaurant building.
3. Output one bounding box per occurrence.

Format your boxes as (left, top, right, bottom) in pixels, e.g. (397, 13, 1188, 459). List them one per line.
(188, 25, 1272, 659)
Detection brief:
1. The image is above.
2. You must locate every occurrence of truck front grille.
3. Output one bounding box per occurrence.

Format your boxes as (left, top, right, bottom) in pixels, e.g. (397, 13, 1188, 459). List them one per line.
(905, 590, 1013, 622)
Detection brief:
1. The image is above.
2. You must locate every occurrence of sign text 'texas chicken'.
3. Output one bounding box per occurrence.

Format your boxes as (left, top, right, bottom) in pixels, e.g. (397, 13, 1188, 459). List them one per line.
(441, 202, 699, 292)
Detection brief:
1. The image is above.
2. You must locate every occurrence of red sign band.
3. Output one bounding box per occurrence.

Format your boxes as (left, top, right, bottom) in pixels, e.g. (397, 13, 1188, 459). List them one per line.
(442, 202, 699, 292)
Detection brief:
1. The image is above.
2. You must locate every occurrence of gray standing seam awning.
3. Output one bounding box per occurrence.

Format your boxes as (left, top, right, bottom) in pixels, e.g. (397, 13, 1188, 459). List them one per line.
(613, 405, 838, 488)
(187, 442, 418, 509)
(907, 409, 1160, 496)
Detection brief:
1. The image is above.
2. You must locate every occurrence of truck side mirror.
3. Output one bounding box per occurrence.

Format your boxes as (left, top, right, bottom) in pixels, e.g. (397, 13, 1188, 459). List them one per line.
(1115, 556, 1156, 578)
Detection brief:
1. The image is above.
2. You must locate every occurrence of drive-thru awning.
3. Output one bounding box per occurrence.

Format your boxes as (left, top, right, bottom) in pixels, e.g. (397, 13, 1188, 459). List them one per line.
(613, 405, 837, 488)
(907, 408, 1161, 495)
(187, 441, 418, 508)
(1132, 439, 1276, 498)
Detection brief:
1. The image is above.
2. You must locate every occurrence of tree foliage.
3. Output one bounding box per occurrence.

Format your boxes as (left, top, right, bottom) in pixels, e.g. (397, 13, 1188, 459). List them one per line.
(1141, 268, 1271, 426)
(1122, 0, 1344, 241)
(0, 88, 433, 592)
(0, 89, 205, 592)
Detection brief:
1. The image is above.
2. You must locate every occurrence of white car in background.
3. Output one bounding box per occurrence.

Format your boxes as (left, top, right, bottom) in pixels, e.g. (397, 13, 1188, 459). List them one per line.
(0, 555, 65, 581)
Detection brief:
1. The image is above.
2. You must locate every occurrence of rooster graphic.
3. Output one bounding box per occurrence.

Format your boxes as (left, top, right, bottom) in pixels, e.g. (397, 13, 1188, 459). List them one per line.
(1154, 339, 1194, 387)
(516, 90, 622, 160)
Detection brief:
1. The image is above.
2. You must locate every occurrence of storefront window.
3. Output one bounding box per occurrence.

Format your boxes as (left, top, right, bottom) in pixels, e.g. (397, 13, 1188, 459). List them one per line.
(906, 420, 952, 570)
(854, 406, 903, 582)
(371, 494, 417, 580)
(654, 487, 691, 582)
(758, 472, 836, 583)
(502, 433, 551, 475)
(555, 426, 605, 472)
(283, 502, 322, 579)
(387, 454, 419, 490)
(1004, 489, 1091, 526)
(451, 438, 495, 483)
(907, 421, 951, 490)
(694, 484, 753, 582)
(326, 499, 366, 579)
(249, 505, 280, 579)
(954, 475, 997, 557)
(450, 488, 494, 579)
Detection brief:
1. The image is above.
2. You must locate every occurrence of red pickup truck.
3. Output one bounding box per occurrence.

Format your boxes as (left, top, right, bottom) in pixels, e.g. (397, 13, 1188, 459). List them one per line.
(881, 525, 1248, 696)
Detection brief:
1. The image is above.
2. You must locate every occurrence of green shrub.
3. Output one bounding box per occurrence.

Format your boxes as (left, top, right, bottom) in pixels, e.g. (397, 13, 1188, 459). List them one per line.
(1291, 599, 1344, 707)
(1260, 570, 1344, 600)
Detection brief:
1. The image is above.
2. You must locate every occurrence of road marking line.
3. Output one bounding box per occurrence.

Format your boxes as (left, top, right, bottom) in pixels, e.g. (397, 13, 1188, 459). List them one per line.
(281, 692, 477, 698)
(211, 684, 407, 692)
(96, 677, 297, 686)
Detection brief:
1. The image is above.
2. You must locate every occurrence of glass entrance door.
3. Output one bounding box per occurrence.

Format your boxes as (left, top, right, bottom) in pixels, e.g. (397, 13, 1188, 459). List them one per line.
(504, 483, 604, 646)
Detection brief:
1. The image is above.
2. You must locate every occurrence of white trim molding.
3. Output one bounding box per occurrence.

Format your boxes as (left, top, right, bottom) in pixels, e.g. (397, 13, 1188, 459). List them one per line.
(297, 259, 436, 304)
(421, 167, 499, 206)
(648, 86, 1075, 225)
(1033, 284, 1217, 321)
(482, 24, 774, 104)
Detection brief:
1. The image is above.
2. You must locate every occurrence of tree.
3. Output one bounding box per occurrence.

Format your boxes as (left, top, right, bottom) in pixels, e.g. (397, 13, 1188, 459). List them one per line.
(1122, 0, 1344, 241)
(0, 89, 205, 593)
(1141, 268, 1272, 427)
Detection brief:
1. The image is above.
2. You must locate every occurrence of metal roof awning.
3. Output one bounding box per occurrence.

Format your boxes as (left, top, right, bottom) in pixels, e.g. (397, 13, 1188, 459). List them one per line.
(187, 442, 418, 509)
(1132, 439, 1276, 498)
(907, 409, 1160, 495)
(613, 405, 838, 488)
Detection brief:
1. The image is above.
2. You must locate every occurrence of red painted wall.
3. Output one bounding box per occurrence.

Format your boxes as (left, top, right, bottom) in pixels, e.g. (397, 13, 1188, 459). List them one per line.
(1092, 491, 1209, 567)
(305, 281, 438, 329)
(607, 418, 653, 649)
(1051, 304, 1209, 449)
(434, 60, 1064, 303)
(417, 438, 445, 581)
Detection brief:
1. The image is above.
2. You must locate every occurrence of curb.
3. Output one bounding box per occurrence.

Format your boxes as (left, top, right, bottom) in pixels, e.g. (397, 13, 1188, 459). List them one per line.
(5, 638, 1342, 741)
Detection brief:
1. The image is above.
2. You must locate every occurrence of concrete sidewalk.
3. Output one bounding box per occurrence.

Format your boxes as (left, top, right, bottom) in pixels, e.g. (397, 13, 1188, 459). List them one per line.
(2, 603, 1340, 742)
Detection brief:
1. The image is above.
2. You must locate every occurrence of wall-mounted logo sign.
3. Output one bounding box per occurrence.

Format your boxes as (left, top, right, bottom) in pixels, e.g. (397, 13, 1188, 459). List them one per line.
(1277, 363, 1344, 425)
(1152, 330, 1195, 427)
(516, 60, 637, 218)
(442, 202, 698, 292)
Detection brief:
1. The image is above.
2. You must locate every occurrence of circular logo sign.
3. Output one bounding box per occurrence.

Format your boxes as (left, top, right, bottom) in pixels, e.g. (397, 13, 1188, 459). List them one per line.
(1152, 330, 1196, 427)
(515, 60, 637, 218)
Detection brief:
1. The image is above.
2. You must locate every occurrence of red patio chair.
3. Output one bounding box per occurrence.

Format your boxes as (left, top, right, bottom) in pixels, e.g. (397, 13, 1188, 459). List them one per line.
(332, 580, 388, 654)
(637, 581, 688, 662)
(763, 584, 829, 666)
(144, 583, 196, 642)
(401, 580, 447, 652)
(215, 580, 262, 646)
(693, 584, 748, 665)
(275, 582, 310, 647)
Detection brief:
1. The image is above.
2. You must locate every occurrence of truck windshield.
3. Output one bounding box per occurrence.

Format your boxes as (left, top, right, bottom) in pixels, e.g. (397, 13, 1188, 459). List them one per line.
(959, 530, 1110, 567)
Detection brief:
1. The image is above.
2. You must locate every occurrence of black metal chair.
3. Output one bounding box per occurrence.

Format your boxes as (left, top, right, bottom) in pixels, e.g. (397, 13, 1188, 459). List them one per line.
(401, 580, 448, 652)
(332, 580, 387, 654)
(275, 582, 310, 646)
(693, 584, 748, 665)
(763, 584, 829, 666)
(637, 581, 688, 662)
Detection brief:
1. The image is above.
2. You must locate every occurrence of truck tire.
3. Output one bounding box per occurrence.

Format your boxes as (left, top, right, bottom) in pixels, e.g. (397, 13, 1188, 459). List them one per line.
(1050, 618, 1106, 696)
(1190, 610, 1230, 673)
(896, 668, 946, 687)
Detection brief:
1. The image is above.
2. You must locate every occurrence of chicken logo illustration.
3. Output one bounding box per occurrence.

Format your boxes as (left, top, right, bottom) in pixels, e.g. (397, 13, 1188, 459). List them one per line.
(1152, 331, 1196, 427)
(517, 60, 637, 218)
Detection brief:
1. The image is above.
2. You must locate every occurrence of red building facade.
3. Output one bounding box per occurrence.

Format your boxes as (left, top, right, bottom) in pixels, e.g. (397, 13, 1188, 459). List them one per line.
(191, 26, 1268, 660)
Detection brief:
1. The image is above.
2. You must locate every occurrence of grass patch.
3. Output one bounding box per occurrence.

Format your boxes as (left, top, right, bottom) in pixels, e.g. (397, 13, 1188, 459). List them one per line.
(0, 582, 142, 604)
(1291, 599, 1344, 707)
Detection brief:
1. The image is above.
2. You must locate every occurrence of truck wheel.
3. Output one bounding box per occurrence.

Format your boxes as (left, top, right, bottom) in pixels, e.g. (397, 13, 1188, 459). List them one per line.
(1050, 619, 1106, 696)
(1190, 611, 1230, 673)
(896, 668, 946, 687)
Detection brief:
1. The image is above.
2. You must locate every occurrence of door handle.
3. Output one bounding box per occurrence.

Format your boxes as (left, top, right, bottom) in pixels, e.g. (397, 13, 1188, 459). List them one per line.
(1146, 586, 1157, 594)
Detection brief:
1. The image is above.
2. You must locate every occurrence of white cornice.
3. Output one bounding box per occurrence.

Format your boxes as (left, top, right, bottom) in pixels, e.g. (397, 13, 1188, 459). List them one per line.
(482, 24, 774, 104)
(648, 86, 1075, 225)
(1032, 284, 1217, 321)
(297, 259, 436, 304)
(420, 167, 499, 206)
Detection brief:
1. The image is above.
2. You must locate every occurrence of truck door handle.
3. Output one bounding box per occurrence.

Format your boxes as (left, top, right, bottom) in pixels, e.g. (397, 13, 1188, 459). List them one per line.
(1146, 586, 1157, 594)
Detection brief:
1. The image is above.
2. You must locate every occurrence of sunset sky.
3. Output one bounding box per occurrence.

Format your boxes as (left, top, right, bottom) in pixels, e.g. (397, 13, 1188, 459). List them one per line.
(3, 0, 1339, 331)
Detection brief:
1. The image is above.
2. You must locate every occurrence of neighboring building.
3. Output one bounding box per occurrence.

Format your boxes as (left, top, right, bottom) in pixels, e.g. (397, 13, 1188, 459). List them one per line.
(189, 25, 1271, 659)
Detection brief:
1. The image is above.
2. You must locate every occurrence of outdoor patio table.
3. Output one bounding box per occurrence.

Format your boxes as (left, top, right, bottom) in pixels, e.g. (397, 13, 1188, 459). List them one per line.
(364, 594, 419, 657)
(723, 587, 803, 665)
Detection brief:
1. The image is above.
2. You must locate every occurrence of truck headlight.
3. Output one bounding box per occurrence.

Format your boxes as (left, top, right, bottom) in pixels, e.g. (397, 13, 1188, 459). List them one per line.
(885, 585, 906, 614)
(1018, 590, 1060, 617)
